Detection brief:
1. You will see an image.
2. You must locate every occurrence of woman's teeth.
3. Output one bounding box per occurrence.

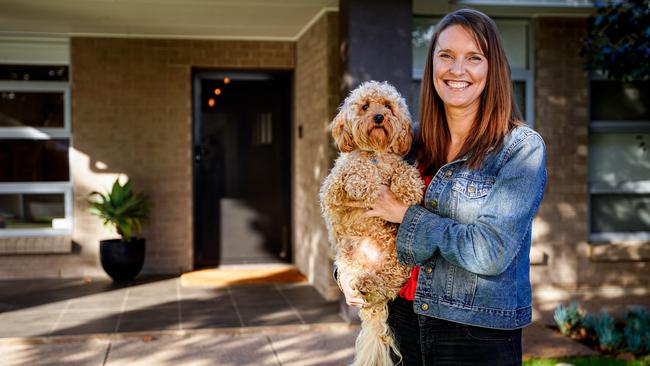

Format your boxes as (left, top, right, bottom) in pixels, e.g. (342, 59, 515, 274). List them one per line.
(445, 81, 470, 89)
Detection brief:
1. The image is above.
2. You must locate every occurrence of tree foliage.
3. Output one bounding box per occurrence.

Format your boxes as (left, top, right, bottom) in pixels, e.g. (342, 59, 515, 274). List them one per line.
(581, 0, 650, 81)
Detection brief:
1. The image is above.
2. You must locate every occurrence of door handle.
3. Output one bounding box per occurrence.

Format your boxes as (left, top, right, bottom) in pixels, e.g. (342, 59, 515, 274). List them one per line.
(194, 144, 202, 162)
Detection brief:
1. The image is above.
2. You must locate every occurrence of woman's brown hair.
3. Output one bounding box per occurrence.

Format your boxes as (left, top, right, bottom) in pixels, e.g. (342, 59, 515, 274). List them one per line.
(417, 8, 523, 175)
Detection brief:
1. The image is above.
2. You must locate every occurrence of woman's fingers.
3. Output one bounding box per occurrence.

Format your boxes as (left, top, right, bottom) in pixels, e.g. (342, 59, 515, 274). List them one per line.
(346, 298, 370, 308)
(344, 200, 367, 208)
(339, 269, 370, 308)
(363, 185, 407, 223)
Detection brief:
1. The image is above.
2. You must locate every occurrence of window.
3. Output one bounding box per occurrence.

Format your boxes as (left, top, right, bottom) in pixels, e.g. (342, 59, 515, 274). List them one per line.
(588, 77, 650, 243)
(0, 64, 72, 237)
(412, 17, 534, 124)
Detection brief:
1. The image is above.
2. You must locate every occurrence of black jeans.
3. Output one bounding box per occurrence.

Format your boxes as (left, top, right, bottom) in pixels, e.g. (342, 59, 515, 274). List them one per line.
(387, 297, 522, 366)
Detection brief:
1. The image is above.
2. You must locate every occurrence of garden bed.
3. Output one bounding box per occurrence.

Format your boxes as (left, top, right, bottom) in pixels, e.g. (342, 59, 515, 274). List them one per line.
(551, 302, 649, 363)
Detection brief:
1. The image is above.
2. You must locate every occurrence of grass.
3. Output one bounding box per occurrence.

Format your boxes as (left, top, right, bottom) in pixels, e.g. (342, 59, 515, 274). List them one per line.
(524, 356, 650, 366)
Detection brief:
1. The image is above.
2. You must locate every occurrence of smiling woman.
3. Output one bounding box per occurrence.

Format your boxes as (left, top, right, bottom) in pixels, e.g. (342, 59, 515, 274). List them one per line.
(336, 8, 546, 366)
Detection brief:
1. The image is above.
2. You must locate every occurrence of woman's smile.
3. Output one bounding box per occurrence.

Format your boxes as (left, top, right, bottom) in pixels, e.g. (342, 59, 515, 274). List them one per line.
(444, 80, 472, 90)
(432, 24, 488, 110)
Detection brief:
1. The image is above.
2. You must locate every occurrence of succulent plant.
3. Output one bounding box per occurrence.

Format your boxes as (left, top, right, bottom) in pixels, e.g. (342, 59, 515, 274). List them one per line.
(624, 306, 649, 354)
(596, 310, 622, 352)
(554, 302, 582, 336)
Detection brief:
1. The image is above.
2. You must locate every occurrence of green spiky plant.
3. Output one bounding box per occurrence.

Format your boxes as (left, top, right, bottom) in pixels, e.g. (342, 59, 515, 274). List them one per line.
(624, 306, 649, 355)
(555, 302, 583, 336)
(596, 310, 622, 353)
(88, 178, 151, 242)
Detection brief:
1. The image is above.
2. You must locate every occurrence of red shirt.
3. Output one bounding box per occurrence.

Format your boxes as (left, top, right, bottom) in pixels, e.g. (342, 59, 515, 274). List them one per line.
(398, 166, 432, 300)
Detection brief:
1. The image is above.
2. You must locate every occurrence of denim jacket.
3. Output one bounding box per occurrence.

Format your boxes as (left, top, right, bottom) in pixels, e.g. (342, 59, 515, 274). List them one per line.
(397, 125, 547, 329)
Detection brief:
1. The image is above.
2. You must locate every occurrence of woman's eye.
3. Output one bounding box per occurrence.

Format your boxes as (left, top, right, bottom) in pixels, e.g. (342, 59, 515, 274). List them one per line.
(439, 53, 452, 59)
(470, 55, 482, 61)
(362, 104, 369, 111)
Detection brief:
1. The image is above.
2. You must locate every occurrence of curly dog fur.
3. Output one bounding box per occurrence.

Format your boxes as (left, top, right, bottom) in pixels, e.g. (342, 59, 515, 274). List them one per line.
(320, 81, 424, 366)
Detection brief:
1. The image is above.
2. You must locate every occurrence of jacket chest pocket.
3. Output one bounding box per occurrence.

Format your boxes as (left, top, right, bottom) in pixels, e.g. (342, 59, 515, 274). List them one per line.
(451, 174, 495, 222)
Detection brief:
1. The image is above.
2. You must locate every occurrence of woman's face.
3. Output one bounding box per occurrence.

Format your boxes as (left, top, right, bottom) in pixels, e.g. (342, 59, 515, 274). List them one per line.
(432, 25, 488, 111)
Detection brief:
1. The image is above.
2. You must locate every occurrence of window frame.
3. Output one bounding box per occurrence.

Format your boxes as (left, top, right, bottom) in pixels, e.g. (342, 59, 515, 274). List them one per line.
(587, 72, 650, 244)
(0, 80, 71, 138)
(0, 77, 73, 238)
(411, 16, 535, 127)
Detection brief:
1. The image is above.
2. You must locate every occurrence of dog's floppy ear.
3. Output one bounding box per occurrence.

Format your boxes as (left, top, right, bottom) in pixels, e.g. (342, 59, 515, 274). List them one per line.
(391, 103, 413, 155)
(330, 109, 356, 152)
(393, 122, 413, 155)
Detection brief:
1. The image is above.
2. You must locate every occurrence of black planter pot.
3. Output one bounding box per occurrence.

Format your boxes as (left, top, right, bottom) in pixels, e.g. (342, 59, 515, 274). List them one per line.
(100, 238, 145, 283)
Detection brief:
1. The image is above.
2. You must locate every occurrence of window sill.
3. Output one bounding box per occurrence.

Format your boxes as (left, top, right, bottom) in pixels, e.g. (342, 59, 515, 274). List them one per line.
(530, 247, 548, 265)
(588, 241, 650, 262)
(0, 236, 72, 255)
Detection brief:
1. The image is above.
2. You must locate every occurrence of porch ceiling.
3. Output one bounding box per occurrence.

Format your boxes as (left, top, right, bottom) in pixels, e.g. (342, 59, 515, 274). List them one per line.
(0, 0, 338, 41)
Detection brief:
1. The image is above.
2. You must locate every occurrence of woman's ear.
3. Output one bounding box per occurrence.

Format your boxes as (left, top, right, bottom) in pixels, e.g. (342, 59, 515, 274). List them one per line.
(392, 107, 413, 155)
(331, 109, 356, 152)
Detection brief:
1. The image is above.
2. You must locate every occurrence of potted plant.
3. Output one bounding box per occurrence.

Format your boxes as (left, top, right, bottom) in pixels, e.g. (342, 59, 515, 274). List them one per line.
(88, 177, 151, 282)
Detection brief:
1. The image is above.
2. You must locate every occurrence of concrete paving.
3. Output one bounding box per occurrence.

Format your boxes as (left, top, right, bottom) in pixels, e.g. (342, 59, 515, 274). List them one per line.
(521, 322, 597, 359)
(0, 322, 601, 366)
(0, 326, 358, 366)
(0, 277, 342, 338)
(0, 276, 604, 365)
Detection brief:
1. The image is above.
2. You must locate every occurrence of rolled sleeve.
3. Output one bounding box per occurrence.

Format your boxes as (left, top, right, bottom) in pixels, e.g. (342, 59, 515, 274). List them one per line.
(397, 204, 449, 265)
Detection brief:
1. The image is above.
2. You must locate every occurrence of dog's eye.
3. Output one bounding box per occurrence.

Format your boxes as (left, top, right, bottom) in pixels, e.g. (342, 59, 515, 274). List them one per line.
(362, 104, 369, 111)
(384, 104, 392, 110)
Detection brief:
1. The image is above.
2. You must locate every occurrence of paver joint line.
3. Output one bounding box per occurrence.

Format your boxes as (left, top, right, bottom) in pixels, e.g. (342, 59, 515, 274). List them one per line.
(102, 342, 112, 366)
(266, 335, 283, 366)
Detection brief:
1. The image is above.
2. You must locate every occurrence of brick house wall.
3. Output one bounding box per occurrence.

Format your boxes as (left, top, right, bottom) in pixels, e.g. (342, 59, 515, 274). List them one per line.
(73, 38, 295, 275)
(531, 18, 649, 322)
(294, 11, 341, 300)
(0, 38, 295, 278)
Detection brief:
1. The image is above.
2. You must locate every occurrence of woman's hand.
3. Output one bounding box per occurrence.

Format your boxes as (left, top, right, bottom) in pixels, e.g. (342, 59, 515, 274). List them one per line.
(366, 185, 409, 224)
(338, 268, 369, 308)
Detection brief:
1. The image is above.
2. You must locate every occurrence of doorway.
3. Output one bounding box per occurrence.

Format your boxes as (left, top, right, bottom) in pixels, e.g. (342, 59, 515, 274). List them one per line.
(192, 70, 292, 267)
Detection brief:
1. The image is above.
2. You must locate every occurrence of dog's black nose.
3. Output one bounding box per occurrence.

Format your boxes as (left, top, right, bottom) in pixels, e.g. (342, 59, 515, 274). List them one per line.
(373, 114, 384, 124)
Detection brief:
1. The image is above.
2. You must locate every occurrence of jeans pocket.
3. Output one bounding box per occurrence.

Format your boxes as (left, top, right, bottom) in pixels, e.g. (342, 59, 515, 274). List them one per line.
(463, 325, 512, 342)
(463, 326, 520, 365)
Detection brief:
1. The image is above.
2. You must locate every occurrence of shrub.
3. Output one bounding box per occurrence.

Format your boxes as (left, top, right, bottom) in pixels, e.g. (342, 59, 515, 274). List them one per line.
(596, 310, 622, 352)
(553, 302, 650, 357)
(624, 306, 649, 355)
(580, 312, 599, 342)
(554, 301, 582, 336)
(582, 312, 598, 335)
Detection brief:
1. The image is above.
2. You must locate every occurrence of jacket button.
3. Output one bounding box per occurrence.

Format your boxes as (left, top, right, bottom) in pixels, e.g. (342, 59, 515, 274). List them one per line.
(467, 185, 476, 193)
(420, 303, 429, 311)
(444, 170, 453, 178)
(426, 267, 433, 273)
(430, 200, 437, 209)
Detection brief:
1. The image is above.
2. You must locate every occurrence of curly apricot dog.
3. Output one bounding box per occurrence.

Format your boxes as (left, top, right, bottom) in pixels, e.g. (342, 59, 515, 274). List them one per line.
(320, 81, 424, 366)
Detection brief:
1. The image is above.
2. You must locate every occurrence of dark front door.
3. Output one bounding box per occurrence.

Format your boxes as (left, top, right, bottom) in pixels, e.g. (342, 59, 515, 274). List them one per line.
(192, 70, 292, 267)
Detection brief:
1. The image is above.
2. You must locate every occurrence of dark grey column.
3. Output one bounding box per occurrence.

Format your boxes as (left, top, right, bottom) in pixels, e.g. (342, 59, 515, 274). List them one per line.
(337, 0, 413, 324)
(339, 0, 413, 105)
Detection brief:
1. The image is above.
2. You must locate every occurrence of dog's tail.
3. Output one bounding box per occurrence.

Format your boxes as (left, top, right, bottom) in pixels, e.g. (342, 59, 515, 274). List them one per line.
(352, 302, 401, 366)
